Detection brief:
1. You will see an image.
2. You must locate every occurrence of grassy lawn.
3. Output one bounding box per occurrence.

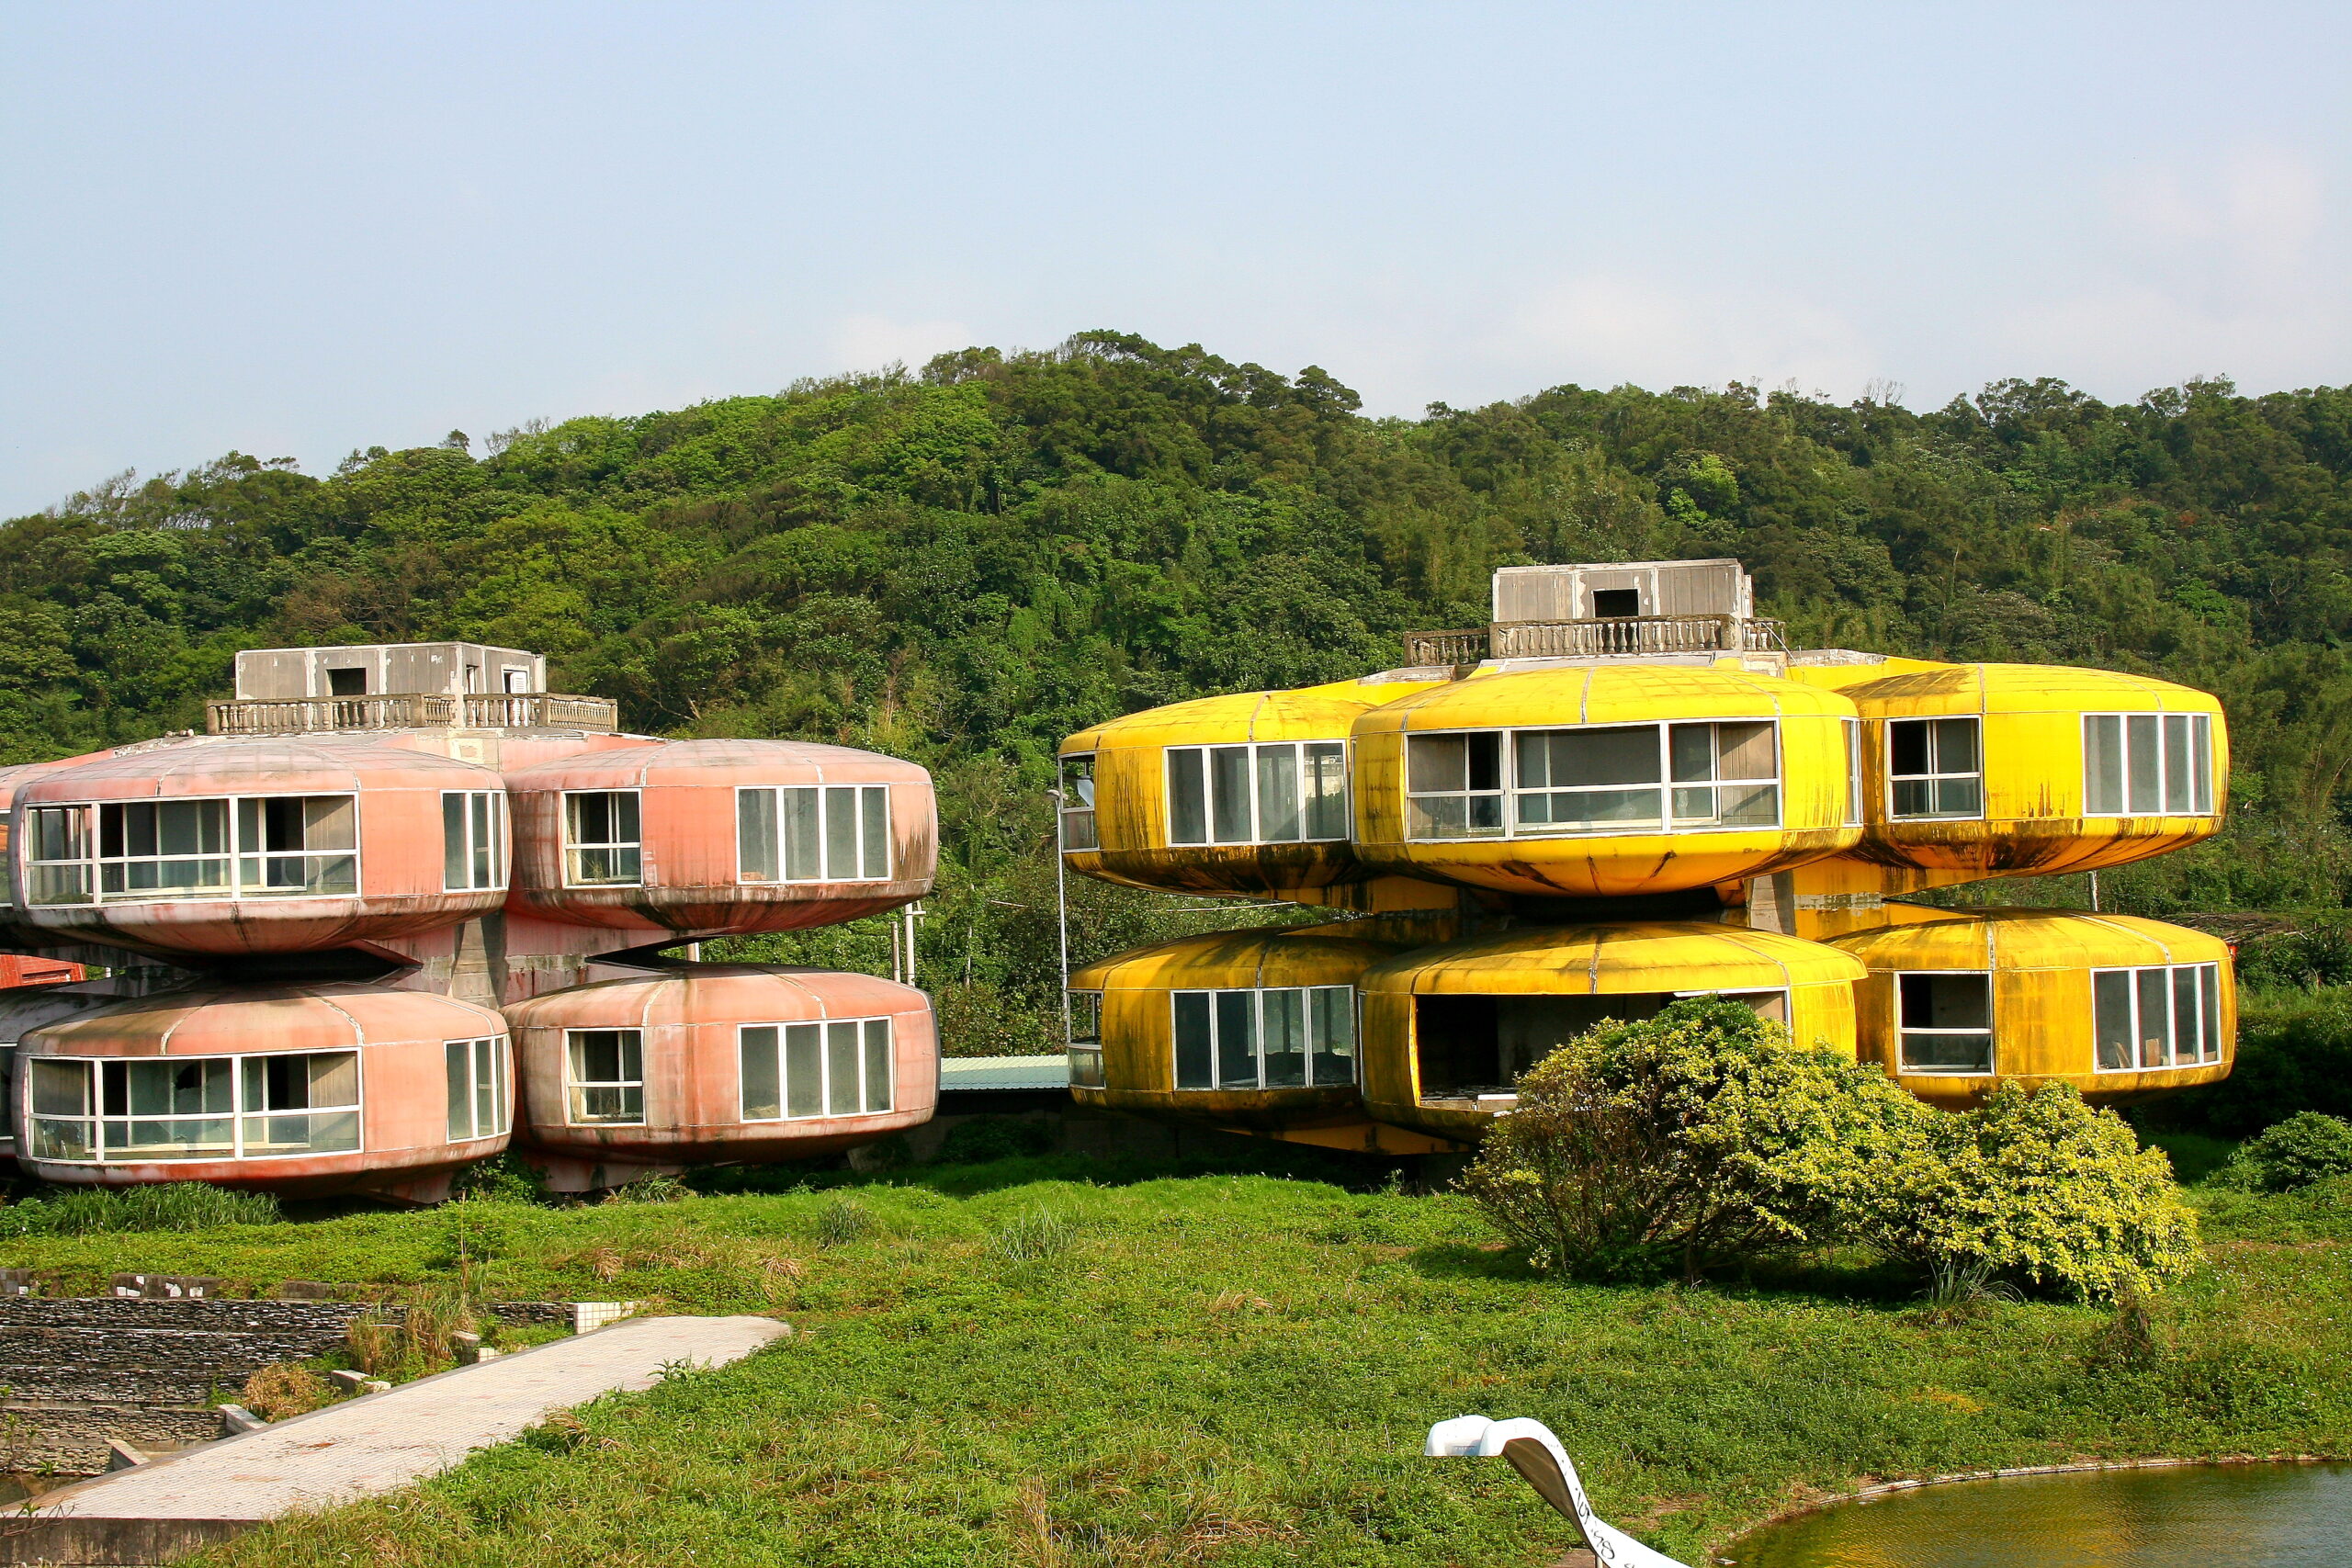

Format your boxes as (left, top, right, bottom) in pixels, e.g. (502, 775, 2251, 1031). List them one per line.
(3, 1153, 2347, 1566)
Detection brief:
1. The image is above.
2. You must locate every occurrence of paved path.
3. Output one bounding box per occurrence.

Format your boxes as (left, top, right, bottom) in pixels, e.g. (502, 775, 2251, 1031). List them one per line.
(7, 1314, 788, 1563)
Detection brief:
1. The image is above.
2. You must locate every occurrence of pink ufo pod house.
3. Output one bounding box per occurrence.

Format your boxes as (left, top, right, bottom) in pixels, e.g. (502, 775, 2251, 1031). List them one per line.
(15, 981, 513, 1200)
(10, 738, 512, 959)
(503, 739, 936, 941)
(504, 964, 938, 1190)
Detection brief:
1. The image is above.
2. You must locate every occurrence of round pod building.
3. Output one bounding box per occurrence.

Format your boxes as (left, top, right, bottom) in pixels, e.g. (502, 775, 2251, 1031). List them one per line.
(1357, 922, 1865, 1143)
(504, 964, 938, 1191)
(9, 738, 511, 958)
(1825, 908, 2234, 1109)
(1057, 677, 1437, 902)
(503, 739, 936, 940)
(1347, 665, 1862, 899)
(15, 981, 514, 1200)
(1065, 925, 1409, 1135)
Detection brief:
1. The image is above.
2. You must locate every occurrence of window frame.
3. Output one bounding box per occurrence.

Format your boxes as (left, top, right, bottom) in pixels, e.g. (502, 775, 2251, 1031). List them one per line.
(1058, 754, 1098, 852)
(440, 791, 509, 893)
(1885, 716, 1986, 823)
(1893, 969, 1996, 1076)
(1842, 717, 1865, 829)
(1400, 720, 1783, 843)
(733, 784, 892, 886)
(444, 1034, 513, 1143)
(563, 1028, 647, 1125)
(1168, 985, 1360, 1090)
(1163, 739, 1351, 849)
(23, 1048, 366, 1165)
(1067, 989, 1104, 1089)
(2082, 712, 2217, 818)
(736, 1016, 897, 1122)
(2092, 961, 2224, 1072)
(20, 794, 363, 908)
(560, 790, 644, 889)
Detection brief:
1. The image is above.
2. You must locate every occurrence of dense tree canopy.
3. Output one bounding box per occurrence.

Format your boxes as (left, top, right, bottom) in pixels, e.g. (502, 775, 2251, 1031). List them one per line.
(13, 332, 2352, 1046)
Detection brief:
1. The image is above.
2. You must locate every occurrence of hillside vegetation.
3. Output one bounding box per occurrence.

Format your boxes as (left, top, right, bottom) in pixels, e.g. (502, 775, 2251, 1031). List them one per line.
(13, 333, 2352, 1048)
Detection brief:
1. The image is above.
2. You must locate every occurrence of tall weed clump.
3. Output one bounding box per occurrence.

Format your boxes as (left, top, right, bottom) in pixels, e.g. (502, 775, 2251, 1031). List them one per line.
(1461, 999, 2199, 1299)
(0, 1181, 281, 1236)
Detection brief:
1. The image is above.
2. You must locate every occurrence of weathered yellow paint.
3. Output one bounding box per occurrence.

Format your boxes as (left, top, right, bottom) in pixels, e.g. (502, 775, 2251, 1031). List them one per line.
(1067, 925, 1408, 1133)
(1058, 675, 1439, 900)
(1357, 921, 1866, 1142)
(1349, 665, 1863, 897)
(1839, 662, 2229, 876)
(1826, 909, 2234, 1109)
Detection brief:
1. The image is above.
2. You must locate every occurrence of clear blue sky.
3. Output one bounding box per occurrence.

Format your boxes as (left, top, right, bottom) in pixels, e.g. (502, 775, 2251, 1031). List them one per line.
(3, 2, 2346, 516)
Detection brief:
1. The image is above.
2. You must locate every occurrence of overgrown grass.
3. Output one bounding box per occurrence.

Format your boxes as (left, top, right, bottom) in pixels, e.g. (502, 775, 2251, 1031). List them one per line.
(0, 1160, 2341, 1564)
(0, 1180, 281, 1237)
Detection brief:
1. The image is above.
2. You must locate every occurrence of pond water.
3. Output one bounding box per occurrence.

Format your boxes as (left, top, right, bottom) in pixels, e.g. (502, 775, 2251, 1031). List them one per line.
(1724, 1463, 2352, 1567)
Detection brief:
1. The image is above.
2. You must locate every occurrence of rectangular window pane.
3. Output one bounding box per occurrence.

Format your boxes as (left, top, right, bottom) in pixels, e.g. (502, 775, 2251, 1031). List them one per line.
(1933, 717, 1979, 774)
(1903, 973, 1991, 1030)
(2094, 971, 2133, 1070)
(1900, 1031, 1993, 1072)
(477, 794, 499, 889)
(1255, 746, 1301, 842)
(1409, 734, 1467, 795)
(863, 1018, 892, 1112)
(1261, 988, 1306, 1088)
(826, 1020, 861, 1115)
(1716, 722, 1775, 781)
(2085, 716, 2124, 814)
(823, 786, 859, 880)
(2135, 967, 2171, 1067)
(2191, 715, 2214, 814)
(739, 790, 779, 882)
(2172, 965, 2200, 1065)
(492, 1037, 510, 1134)
(1934, 777, 1983, 817)
(2163, 716, 2194, 814)
(1466, 733, 1501, 791)
(1540, 787, 1664, 830)
(30, 1058, 90, 1117)
(1544, 726, 1662, 787)
(1303, 743, 1348, 840)
(782, 788, 820, 880)
(784, 1023, 823, 1117)
(1890, 719, 1930, 777)
(741, 1025, 780, 1120)
(1309, 987, 1356, 1086)
(1412, 795, 1469, 838)
(860, 786, 889, 880)
(1059, 756, 1098, 852)
(2126, 716, 2161, 814)
(1209, 747, 1252, 843)
(1845, 719, 1864, 826)
(1168, 750, 1208, 845)
(443, 795, 469, 890)
(1215, 990, 1257, 1089)
(1173, 993, 1213, 1089)
(2199, 965, 2222, 1062)
(1668, 723, 1714, 783)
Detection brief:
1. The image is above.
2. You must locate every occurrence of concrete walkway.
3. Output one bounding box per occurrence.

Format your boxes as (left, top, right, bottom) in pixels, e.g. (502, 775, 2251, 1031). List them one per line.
(6, 1314, 789, 1565)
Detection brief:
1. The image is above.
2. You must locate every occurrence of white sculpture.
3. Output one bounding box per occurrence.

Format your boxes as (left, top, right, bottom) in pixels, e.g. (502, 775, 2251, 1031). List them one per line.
(1423, 1416, 1693, 1568)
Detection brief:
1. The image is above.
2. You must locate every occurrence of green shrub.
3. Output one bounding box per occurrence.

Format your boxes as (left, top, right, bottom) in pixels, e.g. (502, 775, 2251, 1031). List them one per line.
(935, 1116, 1057, 1165)
(0, 1181, 281, 1236)
(448, 1154, 548, 1204)
(1862, 1081, 2199, 1301)
(1457, 999, 1927, 1281)
(2220, 1111, 2352, 1191)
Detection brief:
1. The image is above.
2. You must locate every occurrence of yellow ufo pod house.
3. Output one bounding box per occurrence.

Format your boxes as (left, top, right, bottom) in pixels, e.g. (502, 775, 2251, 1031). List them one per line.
(1826, 663, 2227, 879)
(1057, 676, 1438, 903)
(1357, 922, 1865, 1143)
(1348, 664, 1862, 900)
(1826, 908, 2233, 1109)
(1066, 924, 1442, 1146)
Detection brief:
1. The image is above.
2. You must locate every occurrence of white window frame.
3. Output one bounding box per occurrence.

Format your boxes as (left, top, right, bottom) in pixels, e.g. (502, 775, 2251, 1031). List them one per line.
(444, 1035, 512, 1142)
(2083, 712, 2217, 818)
(1843, 717, 1864, 828)
(1169, 986, 1360, 1090)
(1164, 739, 1351, 848)
(561, 791, 643, 889)
(1067, 990, 1104, 1089)
(23, 1049, 365, 1165)
(1886, 716, 1985, 822)
(564, 1028, 646, 1125)
(21, 795, 362, 908)
(1402, 721, 1782, 842)
(737, 1017, 896, 1122)
(2093, 961, 2223, 1071)
(1059, 755, 1098, 852)
(440, 791, 508, 893)
(1894, 970, 1996, 1076)
(734, 784, 891, 885)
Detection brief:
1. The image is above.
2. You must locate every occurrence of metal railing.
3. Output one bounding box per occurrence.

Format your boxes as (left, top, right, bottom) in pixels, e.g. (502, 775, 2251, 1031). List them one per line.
(205, 693, 620, 736)
(1403, 615, 1786, 666)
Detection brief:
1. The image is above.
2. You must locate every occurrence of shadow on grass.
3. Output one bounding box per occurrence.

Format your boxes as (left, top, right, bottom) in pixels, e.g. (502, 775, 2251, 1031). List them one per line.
(1403, 1236, 1934, 1308)
(688, 1145, 1418, 1200)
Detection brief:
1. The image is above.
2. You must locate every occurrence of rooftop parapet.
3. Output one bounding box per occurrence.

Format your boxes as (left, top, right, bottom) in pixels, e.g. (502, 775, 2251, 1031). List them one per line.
(206, 692, 621, 737)
(1403, 559, 1784, 668)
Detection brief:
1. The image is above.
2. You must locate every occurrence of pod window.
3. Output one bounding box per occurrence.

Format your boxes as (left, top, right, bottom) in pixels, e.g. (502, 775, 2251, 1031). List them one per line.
(441, 792, 507, 892)
(1405, 722, 1779, 840)
(2094, 962, 2223, 1070)
(565, 1029, 644, 1124)
(1068, 990, 1104, 1089)
(1059, 755, 1098, 852)
(1165, 741, 1349, 847)
(2083, 714, 2216, 817)
(1170, 987, 1357, 1090)
(563, 792, 642, 886)
(22, 795, 359, 907)
(739, 1018, 894, 1120)
(1843, 718, 1865, 828)
(1896, 973, 1994, 1074)
(736, 785, 890, 884)
(24, 1051, 361, 1164)
(1888, 718, 1983, 819)
(445, 1035, 512, 1141)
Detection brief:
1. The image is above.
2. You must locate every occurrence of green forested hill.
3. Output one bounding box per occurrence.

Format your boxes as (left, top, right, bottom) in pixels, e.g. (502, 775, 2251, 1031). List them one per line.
(12, 331, 2352, 1046)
